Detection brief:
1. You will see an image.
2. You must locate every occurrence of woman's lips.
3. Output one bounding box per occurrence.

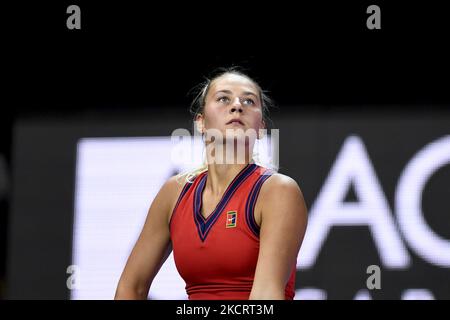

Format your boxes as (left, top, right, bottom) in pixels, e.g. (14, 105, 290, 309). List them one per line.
(226, 119, 244, 126)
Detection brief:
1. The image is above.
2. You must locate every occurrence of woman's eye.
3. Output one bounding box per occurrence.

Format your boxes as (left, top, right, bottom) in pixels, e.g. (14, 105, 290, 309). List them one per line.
(243, 98, 255, 105)
(217, 96, 230, 103)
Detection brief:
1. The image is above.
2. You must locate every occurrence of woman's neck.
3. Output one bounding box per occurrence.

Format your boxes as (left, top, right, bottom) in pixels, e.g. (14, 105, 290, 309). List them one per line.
(205, 162, 253, 197)
(203, 137, 255, 196)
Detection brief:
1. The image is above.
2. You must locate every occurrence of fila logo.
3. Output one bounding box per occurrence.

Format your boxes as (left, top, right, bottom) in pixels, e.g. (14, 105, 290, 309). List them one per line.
(226, 211, 237, 228)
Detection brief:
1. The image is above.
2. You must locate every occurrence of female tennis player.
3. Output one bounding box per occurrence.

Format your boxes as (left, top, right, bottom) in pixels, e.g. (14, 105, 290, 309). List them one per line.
(115, 68, 308, 300)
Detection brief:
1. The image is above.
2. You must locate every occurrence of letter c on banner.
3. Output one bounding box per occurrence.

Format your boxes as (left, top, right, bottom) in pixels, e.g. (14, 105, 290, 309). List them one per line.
(396, 135, 450, 267)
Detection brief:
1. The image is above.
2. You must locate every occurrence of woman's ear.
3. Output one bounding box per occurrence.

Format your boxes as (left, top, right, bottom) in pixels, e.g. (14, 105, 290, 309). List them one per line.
(195, 113, 205, 134)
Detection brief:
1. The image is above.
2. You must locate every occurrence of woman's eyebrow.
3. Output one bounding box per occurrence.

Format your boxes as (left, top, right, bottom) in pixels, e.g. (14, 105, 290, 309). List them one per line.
(215, 90, 258, 98)
(242, 91, 258, 98)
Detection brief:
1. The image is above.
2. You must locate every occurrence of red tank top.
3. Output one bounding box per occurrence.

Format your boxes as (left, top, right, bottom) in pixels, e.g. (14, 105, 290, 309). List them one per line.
(169, 163, 296, 300)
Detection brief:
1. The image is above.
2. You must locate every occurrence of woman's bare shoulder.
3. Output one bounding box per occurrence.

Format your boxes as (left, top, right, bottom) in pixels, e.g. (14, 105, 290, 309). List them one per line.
(163, 174, 189, 193)
(159, 174, 191, 223)
(254, 171, 306, 225)
(258, 171, 306, 211)
(261, 171, 303, 194)
(255, 173, 308, 230)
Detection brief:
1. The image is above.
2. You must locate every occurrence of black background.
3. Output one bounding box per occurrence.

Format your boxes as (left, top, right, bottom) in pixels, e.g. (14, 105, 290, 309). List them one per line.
(3, 1, 449, 165)
(4, 1, 450, 117)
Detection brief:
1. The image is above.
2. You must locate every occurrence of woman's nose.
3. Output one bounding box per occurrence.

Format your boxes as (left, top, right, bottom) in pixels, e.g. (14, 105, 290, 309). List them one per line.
(230, 97, 243, 113)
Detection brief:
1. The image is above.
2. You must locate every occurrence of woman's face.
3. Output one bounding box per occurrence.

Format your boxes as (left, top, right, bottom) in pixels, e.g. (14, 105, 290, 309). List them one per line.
(197, 73, 265, 138)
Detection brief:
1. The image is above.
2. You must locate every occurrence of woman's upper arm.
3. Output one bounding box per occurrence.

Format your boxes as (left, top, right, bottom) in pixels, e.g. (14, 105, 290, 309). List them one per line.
(115, 175, 184, 299)
(249, 174, 308, 300)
